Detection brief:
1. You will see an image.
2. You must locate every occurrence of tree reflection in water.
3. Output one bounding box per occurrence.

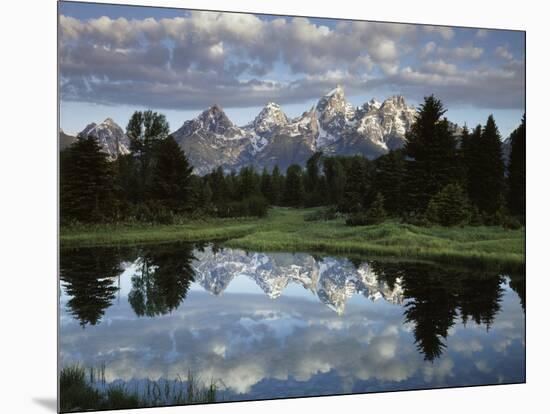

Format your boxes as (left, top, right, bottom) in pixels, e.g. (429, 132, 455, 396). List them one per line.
(60, 247, 125, 327)
(128, 244, 196, 317)
(61, 243, 198, 325)
(60, 243, 524, 363)
(371, 261, 524, 361)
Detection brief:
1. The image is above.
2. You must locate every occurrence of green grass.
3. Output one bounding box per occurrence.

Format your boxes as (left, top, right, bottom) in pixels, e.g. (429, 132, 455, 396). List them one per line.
(59, 365, 218, 412)
(61, 207, 525, 268)
(60, 219, 257, 247)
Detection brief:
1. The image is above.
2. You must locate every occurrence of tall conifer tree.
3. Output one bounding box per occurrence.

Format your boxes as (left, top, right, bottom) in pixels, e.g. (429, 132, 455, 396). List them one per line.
(60, 136, 116, 223)
(284, 164, 304, 207)
(149, 136, 194, 211)
(508, 115, 526, 216)
(476, 115, 505, 214)
(404, 96, 460, 212)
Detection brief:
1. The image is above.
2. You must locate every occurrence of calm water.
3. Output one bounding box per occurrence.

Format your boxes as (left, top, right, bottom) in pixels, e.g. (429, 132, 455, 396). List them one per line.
(59, 243, 525, 402)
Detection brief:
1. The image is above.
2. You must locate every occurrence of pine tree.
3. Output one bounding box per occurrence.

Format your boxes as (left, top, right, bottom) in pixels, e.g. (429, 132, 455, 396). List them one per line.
(322, 157, 345, 206)
(404, 96, 460, 212)
(271, 165, 283, 205)
(463, 124, 483, 208)
(60, 136, 115, 223)
(345, 192, 386, 226)
(366, 192, 387, 224)
(426, 183, 470, 226)
(475, 115, 505, 215)
(260, 167, 274, 203)
(114, 153, 140, 205)
(458, 124, 470, 186)
(341, 157, 366, 213)
(209, 166, 228, 205)
(199, 181, 213, 208)
(284, 164, 304, 207)
(149, 136, 194, 211)
(305, 151, 322, 193)
(225, 171, 237, 201)
(236, 166, 260, 199)
(508, 115, 526, 217)
(372, 150, 406, 215)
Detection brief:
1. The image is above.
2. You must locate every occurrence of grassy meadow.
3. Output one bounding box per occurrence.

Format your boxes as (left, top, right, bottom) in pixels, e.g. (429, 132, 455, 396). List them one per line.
(60, 207, 525, 269)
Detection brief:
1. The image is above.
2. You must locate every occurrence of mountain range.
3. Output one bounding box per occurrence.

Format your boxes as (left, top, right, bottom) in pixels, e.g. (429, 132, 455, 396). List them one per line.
(172, 86, 417, 173)
(192, 246, 404, 315)
(61, 86, 476, 174)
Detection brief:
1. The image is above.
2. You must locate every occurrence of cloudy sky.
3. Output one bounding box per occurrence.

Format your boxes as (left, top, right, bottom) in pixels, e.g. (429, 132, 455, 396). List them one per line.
(59, 1, 525, 137)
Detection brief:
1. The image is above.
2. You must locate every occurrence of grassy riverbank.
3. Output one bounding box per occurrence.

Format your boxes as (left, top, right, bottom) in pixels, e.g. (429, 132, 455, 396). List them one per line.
(60, 207, 525, 268)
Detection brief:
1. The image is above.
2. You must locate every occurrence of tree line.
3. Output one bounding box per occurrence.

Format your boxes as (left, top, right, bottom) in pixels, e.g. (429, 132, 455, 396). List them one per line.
(60, 96, 525, 227)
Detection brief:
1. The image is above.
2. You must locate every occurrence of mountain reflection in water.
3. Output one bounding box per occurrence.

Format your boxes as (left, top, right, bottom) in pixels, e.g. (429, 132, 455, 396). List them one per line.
(60, 243, 525, 399)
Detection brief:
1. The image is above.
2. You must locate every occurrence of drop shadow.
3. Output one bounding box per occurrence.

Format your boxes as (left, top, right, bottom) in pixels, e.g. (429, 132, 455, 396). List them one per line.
(33, 397, 57, 412)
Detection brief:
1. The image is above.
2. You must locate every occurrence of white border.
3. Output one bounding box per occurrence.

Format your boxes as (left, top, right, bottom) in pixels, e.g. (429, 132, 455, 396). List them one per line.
(2, 1, 547, 413)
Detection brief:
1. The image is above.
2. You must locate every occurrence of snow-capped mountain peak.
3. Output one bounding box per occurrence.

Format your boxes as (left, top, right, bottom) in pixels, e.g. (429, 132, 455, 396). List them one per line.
(313, 85, 356, 149)
(246, 102, 289, 138)
(197, 105, 237, 135)
(77, 118, 130, 160)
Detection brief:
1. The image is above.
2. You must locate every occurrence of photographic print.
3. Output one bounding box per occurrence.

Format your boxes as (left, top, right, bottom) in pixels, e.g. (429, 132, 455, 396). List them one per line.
(58, 1, 526, 412)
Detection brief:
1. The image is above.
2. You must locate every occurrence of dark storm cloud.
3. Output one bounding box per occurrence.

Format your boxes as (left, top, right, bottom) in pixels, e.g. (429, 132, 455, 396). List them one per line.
(59, 12, 525, 110)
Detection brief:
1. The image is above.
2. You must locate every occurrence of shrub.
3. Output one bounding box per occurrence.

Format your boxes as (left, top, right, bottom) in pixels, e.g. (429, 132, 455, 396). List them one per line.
(365, 193, 387, 224)
(346, 194, 387, 226)
(501, 215, 522, 230)
(468, 205, 484, 226)
(304, 207, 339, 222)
(402, 211, 431, 227)
(246, 195, 269, 217)
(426, 183, 470, 226)
(483, 208, 523, 229)
(345, 212, 370, 226)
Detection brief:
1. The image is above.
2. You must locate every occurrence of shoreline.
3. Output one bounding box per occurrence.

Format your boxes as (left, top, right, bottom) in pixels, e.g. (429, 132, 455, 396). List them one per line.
(60, 207, 525, 270)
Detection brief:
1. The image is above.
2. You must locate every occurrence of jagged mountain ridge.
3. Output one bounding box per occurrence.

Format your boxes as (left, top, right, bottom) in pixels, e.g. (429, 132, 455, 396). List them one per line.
(192, 246, 404, 315)
(61, 87, 416, 171)
(173, 86, 418, 174)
